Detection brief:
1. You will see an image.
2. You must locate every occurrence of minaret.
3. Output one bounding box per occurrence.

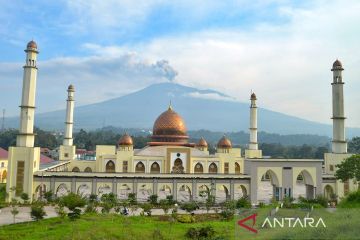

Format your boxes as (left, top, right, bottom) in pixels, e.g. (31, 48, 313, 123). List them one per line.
(6, 41, 41, 202)
(245, 92, 262, 158)
(249, 92, 258, 150)
(16, 40, 39, 147)
(331, 59, 347, 153)
(59, 85, 76, 161)
(63, 85, 75, 146)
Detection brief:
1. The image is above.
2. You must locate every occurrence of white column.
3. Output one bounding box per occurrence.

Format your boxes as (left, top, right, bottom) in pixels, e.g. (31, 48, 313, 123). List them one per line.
(16, 42, 39, 147)
(63, 85, 75, 146)
(249, 93, 258, 150)
(331, 60, 347, 153)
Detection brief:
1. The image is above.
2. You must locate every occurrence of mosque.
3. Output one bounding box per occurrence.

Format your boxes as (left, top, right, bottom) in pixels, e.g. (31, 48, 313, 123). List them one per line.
(5, 41, 358, 204)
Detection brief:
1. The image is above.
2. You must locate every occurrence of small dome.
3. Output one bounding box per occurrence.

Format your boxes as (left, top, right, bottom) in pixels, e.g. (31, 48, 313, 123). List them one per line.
(251, 92, 257, 100)
(217, 136, 232, 149)
(118, 133, 133, 146)
(332, 59, 344, 71)
(197, 137, 208, 148)
(68, 84, 75, 92)
(27, 40, 37, 50)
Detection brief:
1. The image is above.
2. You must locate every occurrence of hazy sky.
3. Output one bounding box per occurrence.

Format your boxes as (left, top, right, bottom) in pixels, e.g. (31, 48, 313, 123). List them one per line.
(0, 0, 359, 127)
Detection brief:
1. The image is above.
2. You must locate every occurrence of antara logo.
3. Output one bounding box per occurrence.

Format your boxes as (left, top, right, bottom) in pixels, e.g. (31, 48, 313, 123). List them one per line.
(237, 214, 326, 234)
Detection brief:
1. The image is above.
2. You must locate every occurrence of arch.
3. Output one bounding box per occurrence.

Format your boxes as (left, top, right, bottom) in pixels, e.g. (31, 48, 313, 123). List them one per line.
(150, 162, 160, 174)
(216, 185, 230, 202)
(135, 162, 145, 173)
(105, 160, 115, 173)
(137, 184, 152, 202)
(35, 184, 46, 200)
(158, 184, 172, 200)
(178, 184, 192, 202)
(98, 184, 111, 196)
(84, 167, 92, 172)
(258, 169, 280, 203)
(208, 162, 218, 174)
(1, 162, 4, 168)
(293, 169, 315, 200)
(234, 185, 248, 200)
(56, 183, 69, 197)
(172, 158, 184, 173)
(194, 163, 204, 174)
(77, 184, 91, 198)
(235, 162, 241, 174)
(118, 184, 131, 199)
(72, 167, 80, 172)
(198, 184, 211, 202)
(324, 185, 334, 199)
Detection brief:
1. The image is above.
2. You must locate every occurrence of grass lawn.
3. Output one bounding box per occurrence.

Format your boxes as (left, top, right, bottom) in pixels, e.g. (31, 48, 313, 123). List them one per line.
(0, 214, 235, 240)
(0, 208, 360, 240)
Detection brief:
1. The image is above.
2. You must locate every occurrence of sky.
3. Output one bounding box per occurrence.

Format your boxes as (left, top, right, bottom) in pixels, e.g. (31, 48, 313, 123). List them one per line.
(0, 0, 359, 127)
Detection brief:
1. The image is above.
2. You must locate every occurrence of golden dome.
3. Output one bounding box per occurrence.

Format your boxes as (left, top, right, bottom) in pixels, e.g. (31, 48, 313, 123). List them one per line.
(197, 137, 208, 147)
(118, 133, 133, 146)
(217, 136, 232, 149)
(152, 105, 189, 143)
(27, 40, 37, 50)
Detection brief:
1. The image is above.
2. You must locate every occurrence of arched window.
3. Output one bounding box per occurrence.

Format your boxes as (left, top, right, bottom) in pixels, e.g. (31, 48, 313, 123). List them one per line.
(194, 163, 203, 174)
(172, 158, 184, 173)
(150, 162, 160, 173)
(105, 160, 115, 173)
(1, 162, 4, 168)
(72, 167, 80, 172)
(84, 167, 92, 172)
(235, 162, 241, 174)
(135, 162, 145, 173)
(208, 163, 218, 173)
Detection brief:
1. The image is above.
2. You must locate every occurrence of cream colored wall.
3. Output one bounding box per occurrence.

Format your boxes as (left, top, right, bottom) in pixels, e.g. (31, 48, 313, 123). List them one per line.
(324, 153, 352, 174)
(6, 146, 40, 201)
(257, 167, 283, 187)
(292, 167, 316, 187)
(59, 145, 76, 161)
(69, 160, 96, 172)
(245, 149, 263, 159)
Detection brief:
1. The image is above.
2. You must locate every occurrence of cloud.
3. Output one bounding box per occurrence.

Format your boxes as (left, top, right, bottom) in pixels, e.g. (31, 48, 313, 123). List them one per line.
(0, 48, 178, 116)
(185, 91, 237, 102)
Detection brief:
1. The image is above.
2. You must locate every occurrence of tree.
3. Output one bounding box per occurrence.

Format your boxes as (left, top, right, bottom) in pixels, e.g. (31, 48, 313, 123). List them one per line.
(20, 192, 29, 204)
(335, 154, 360, 186)
(59, 193, 86, 220)
(349, 137, 360, 154)
(100, 193, 117, 213)
(31, 202, 46, 221)
(159, 199, 171, 215)
(10, 200, 19, 224)
(148, 194, 158, 205)
(127, 193, 137, 205)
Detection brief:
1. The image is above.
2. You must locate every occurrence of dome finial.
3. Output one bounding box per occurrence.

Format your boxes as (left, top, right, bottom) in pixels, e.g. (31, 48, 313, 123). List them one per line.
(168, 100, 173, 110)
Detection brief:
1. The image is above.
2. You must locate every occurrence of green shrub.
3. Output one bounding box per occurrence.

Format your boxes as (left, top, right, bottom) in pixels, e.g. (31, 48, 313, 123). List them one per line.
(20, 193, 29, 203)
(177, 214, 195, 223)
(59, 193, 86, 220)
(44, 191, 53, 203)
(338, 190, 360, 208)
(128, 193, 137, 205)
(185, 225, 215, 239)
(141, 203, 152, 216)
(298, 195, 327, 208)
(159, 199, 171, 215)
(219, 209, 234, 221)
(180, 201, 198, 214)
(148, 194, 158, 205)
(236, 196, 251, 209)
(30, 202, 46, 221)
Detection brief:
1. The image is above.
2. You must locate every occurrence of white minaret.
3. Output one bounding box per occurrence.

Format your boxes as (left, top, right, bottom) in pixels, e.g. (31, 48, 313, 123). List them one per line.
(16, 40, 39, 147)
(331, 59, 347, 153)
(63, 85, 75, 146)
(249, 92, 258, 150)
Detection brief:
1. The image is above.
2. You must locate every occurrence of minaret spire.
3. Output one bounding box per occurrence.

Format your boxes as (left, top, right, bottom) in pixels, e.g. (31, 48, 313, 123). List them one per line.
(331, 59, 347, 153)
(249, 92, 258, 150)
(16, 40, 39, 147)
(63, 85, 75, 146)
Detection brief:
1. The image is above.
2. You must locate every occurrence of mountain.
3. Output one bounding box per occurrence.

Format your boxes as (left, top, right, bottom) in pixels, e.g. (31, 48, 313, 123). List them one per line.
(5, 82, 360, 137)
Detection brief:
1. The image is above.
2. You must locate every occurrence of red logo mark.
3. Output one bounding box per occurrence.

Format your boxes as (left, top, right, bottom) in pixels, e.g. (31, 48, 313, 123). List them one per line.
(237, 213, 258, 233)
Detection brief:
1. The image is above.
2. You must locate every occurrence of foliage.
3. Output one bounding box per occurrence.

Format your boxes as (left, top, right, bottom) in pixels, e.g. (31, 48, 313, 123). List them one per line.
(348, 137, 360, 154)
(148, 194, 158, 205)
(100, 193, 117, 213)
(30, 202, 46, 221)
(335, 154, 360, 184)
(176, 214, 195, 223)
(185, 226, 215, 240)
(219, 209, 234, 221)
(59, 193, 86, 220)
(180, 201, 198, 214)
(128, 193, 137, 205)
(159, 199, 171, 215)
(44, 191, 53, 203)
(141, 203, 152, 216)
(166, 195, 176, 205)
(55, 205, 66, 218)
(338, 190, 360, 208)
(298, 195, 327, 208)
(10, 206, 19, 224)
(20, 192, 29, 203)
(0, 183, 6, 203)
(236, 196, 251, 209)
